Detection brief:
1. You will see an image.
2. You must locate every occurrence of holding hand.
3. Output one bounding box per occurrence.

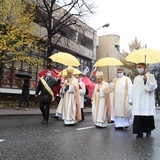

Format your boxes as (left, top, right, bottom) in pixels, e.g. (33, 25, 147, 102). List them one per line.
(64, 82, 69, 87)
(143, 75, 147, 81)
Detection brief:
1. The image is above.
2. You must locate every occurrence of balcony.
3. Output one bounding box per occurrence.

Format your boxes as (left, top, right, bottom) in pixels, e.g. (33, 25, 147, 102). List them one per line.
(30, 22, 94, 60)
(52, 35, 93, 59)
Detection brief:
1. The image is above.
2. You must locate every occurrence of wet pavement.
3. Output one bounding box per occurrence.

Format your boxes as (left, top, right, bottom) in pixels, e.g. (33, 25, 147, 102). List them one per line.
(0, 110, 160, 160)
(0, 107, 91, 116)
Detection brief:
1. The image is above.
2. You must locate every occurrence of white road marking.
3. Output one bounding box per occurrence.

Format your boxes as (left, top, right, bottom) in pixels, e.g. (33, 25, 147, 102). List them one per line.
(76, 123, 115, 130)
(76, 122, 115, 131)
(76, 126, 96, 131)
(0, 139, 5, 142)
(107, 123, 115, 126)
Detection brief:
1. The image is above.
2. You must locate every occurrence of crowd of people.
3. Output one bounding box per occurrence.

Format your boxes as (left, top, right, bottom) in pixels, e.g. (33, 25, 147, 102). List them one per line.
(16, 63, 157, 138)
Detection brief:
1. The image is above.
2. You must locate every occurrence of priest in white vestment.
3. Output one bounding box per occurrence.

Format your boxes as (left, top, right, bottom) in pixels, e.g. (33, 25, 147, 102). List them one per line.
(92, 71, 110, 127)
(62, 66, 81, 125)
(75, 74, 86, 121)
(113, 68, 133, 129)
(131, 63, 157, 138)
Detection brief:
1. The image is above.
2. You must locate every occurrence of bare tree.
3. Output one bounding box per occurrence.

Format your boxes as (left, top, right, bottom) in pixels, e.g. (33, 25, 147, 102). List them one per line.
(129, 36, 142, 52)
(121, 37, 143, 79)
(32, 0, 95, 67)
(121, 37, 142, 56)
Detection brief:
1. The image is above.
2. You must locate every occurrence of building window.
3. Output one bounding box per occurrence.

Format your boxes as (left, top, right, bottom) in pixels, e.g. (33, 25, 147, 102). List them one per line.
(2, 68, 12, 88)
(76, 56, 91, 75)
(1, 46, 47, 90)
(81, 40, 85, 47)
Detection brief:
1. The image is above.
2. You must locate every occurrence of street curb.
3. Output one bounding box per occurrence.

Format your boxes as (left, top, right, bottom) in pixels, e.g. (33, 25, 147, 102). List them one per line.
(0, 108, 92, 116)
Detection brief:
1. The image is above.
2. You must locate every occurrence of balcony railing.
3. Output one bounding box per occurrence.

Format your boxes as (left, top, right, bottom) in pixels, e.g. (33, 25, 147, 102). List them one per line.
(31, 22, 95, 60)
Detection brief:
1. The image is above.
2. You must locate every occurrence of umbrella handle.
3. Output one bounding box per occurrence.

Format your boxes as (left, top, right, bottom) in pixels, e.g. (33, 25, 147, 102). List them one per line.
(59, 70, 63, 78)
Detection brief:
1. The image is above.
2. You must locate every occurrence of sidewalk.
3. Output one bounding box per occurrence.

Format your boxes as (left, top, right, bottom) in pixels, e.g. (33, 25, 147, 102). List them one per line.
(0, 107, 92, 116)
(0, 107, 159, 116)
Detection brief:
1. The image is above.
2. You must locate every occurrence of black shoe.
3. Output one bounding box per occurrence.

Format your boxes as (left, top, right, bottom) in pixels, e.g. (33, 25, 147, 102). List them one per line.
(146, 131, 151, 137)
(52, 115, 59, 120)
(95, 125, 104, 128)
(124, 126, 129, 129)
(115, 127, 124, 130)
(136, 134, 143, 138)
(108, 121, 114, 124)
(41, 120, 48, 124)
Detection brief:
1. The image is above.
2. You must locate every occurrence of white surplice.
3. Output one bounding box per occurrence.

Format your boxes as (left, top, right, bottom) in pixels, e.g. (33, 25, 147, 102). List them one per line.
(78, 81, 86, 108)
(132, 73, 157, 116)
(55, 88, 63, 118)
(108, 83, 114, 121)
(110, 92, 115, 121)
(62, 76, 81, 125)
(92, 81, 110, 127)
(113, 75, 133, 127)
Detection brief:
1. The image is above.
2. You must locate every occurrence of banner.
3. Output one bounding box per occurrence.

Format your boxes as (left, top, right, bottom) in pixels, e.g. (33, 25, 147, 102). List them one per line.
(82, 66, 90, 75)
(90, 67, 97, 78)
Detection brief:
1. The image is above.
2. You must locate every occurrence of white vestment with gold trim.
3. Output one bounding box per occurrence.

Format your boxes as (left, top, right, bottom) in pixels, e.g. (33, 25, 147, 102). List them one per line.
(113, 76, 133, 127)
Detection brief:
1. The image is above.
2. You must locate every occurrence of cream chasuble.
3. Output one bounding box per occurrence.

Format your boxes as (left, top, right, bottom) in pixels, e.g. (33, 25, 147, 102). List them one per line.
(92, 81, 110, 127)
(113, 75, 133, 118)
(62, 76, 81, 124)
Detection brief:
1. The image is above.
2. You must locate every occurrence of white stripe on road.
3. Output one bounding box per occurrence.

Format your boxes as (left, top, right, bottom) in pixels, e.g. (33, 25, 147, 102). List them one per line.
(76, 126, 95, 131)
(107, 123, 115, 126)
(0, 139, 5, 142)
(76, 123, 115, 131)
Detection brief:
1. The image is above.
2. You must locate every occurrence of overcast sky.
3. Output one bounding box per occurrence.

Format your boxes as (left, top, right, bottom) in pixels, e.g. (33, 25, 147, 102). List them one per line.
(86, 0, 160, 53)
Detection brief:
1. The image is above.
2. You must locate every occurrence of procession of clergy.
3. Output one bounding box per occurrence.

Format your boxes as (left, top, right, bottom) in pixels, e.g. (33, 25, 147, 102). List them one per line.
(39, 63, 157, 138)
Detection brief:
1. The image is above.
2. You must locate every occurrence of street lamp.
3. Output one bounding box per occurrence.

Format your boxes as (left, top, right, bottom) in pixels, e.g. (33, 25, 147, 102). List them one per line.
(91, 23, 110, 70)
(102, 23, 110, 28)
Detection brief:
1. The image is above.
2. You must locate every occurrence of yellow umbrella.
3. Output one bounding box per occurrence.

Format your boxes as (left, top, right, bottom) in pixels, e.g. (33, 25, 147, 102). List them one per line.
(58, 68, 82, 76)
(125, 48, 160, 64)
(73, 68, 82, 75)
(58, 69, 67, 77)
(49, 52, 80, 66)
(94, 57, 124, 67)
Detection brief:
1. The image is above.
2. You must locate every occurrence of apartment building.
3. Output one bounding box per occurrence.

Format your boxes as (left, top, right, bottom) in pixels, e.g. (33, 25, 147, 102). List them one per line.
(97, 34, 130, 81)
(0, 2, 96, 101)
(0, 1, 124, 102)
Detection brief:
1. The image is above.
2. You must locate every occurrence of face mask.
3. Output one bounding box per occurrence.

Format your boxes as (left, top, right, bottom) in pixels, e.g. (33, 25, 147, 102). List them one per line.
(137, 68, 144, 74)
(117, 73, 123, 78)
(46, 72, 51, 77)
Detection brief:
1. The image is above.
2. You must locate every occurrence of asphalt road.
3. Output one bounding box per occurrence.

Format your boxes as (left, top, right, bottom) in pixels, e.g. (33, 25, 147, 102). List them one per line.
(0, 111, 160, 160)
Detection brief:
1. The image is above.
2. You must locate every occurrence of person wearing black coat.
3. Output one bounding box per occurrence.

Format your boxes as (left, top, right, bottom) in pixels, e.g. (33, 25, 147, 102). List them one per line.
(16, 77, 30, 111)
(35, 69, 61, 124)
